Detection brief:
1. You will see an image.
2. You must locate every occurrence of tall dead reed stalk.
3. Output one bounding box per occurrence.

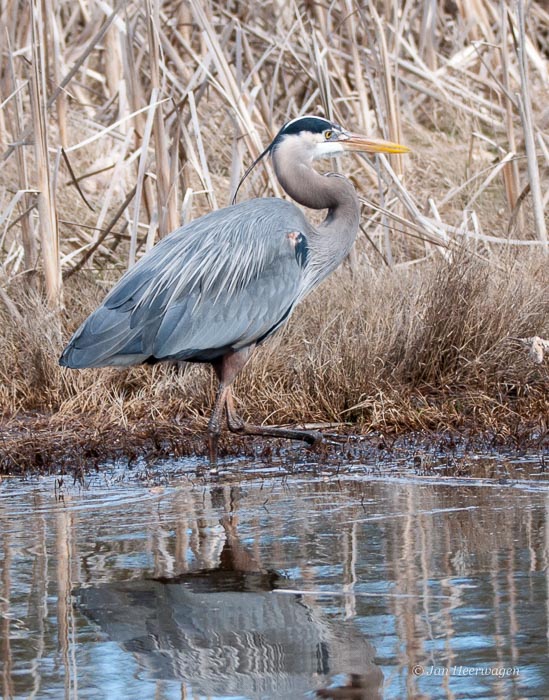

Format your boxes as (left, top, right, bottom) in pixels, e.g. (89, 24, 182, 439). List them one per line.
(29, 0, 61, 308)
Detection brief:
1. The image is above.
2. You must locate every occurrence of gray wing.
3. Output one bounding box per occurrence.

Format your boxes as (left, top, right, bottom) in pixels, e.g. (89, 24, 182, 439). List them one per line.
(60, 199, 310, 368)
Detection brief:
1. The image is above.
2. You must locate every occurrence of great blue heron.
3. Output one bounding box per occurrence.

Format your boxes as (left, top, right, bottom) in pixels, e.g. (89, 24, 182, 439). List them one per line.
(60, 116, 409, 462)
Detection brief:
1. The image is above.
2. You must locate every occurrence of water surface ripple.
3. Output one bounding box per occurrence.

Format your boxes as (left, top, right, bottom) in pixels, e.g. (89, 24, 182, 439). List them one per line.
(1, 455, 548, 699)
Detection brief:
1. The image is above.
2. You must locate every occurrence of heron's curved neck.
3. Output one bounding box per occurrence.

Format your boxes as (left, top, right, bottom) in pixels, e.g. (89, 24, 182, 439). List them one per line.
(271, 143, 360, 244)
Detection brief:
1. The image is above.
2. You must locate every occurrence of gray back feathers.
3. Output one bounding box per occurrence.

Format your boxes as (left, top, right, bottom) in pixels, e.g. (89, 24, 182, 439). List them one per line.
(60, 199, 311, 368)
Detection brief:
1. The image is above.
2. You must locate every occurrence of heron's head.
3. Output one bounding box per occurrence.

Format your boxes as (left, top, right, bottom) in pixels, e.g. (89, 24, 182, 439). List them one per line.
(232, 115, 409, 203)
(269, 116, 410, 161)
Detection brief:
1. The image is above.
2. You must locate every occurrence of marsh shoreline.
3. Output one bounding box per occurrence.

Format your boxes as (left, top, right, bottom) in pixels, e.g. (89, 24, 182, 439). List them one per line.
(2, 409, 547, 476)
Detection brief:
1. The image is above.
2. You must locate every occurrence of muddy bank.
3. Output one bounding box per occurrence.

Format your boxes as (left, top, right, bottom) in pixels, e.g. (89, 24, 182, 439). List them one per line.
(1, 412, 547, 477)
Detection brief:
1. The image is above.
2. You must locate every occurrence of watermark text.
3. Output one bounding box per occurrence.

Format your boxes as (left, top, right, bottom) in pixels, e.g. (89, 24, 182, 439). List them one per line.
(412, 665, 520, 678)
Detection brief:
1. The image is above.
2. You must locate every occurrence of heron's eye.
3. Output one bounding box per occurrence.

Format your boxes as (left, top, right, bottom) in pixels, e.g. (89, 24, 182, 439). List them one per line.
(324, 130, 333, 140)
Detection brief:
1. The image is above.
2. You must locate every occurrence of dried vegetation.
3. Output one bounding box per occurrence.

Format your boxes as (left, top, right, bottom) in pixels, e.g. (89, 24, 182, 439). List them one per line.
(1, 0, 549, 468)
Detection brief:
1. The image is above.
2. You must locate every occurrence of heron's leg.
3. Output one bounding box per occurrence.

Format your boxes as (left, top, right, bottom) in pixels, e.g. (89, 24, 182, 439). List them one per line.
(225, 388, 244, 431)
(207, 347, 256, 465)
(207, 383, 230, 465)
(225, 386, 322, 446)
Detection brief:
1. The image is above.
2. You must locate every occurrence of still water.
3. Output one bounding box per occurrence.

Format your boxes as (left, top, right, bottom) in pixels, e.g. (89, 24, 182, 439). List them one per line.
(1, 451, 548, 699)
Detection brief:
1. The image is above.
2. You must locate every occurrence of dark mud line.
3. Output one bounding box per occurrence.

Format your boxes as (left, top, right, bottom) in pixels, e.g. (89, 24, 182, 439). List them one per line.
(1, 415, 548, 483)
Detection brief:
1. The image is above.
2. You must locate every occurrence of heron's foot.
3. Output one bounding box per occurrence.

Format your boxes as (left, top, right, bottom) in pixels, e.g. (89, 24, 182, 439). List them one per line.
(226, 410, 245, 433)
(228, 420, 323, 446)
(225, 388, 322, 447)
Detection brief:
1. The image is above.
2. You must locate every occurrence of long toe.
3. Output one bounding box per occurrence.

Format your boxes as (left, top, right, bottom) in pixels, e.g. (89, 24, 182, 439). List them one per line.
(237, 423, 323, 445)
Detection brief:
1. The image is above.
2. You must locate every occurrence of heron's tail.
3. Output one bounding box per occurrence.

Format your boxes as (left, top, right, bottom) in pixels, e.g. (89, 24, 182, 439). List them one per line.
(59, 305, 148, 368)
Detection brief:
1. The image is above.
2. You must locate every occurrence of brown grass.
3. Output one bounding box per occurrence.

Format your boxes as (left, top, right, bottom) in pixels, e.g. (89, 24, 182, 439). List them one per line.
(1, 250, 547, 437)
(0, 1, 548, 467)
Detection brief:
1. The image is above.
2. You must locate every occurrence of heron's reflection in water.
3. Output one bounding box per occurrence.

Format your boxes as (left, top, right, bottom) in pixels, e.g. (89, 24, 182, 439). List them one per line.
(75, 514, 383, 699)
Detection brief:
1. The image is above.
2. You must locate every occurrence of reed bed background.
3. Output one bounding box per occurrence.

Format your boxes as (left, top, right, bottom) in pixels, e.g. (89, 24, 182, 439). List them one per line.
(0, 0, 548, 463)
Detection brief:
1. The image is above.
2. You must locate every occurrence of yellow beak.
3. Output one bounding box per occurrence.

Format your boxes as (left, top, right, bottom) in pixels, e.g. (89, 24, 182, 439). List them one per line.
(339, 133, 411, 154)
